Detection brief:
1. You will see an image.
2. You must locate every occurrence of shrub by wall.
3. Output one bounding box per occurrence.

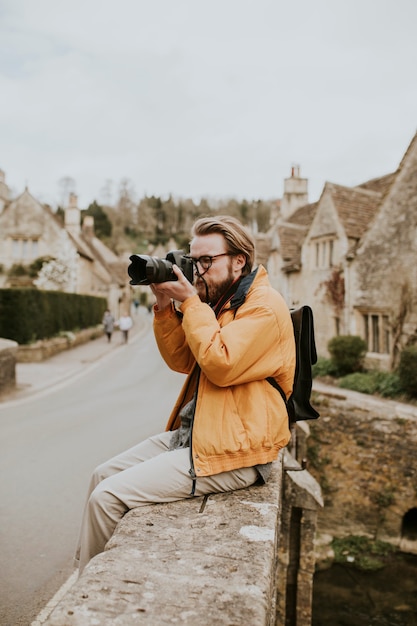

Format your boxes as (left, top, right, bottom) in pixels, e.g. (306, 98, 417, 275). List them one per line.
(398, 346, 417, 398)
(0, 289, 107, 344)
(327, 335, 367, 376)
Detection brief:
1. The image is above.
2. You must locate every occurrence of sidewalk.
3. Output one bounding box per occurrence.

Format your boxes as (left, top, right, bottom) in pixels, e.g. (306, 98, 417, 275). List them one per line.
(313, 379, 417, 420)
(0, 312, 150, 405)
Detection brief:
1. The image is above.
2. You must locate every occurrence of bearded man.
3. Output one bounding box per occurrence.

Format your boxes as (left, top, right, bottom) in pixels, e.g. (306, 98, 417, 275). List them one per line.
(75, 216, 295, 573)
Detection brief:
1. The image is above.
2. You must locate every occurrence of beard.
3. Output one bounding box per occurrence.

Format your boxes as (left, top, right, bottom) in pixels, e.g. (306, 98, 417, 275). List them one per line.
(194, 267, 236, 305)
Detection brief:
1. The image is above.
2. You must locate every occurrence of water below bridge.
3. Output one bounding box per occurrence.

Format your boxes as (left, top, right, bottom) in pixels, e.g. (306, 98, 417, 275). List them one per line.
(312, 552, 417, 625)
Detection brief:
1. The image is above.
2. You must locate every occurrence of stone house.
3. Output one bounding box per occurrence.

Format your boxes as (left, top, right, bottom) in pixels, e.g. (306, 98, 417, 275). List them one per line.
(264, 131, 417, 370)
(353, 131, 417, 369)
(0, 175, 130, 317)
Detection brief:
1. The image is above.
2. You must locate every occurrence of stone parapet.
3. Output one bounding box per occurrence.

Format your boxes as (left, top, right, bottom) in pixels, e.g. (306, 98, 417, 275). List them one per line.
(44, 454, 322, 626)
(0, 337, 18, 392)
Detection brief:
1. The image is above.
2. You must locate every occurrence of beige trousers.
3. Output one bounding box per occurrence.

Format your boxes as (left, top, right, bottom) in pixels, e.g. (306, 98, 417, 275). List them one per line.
(75, 431, 258, 572)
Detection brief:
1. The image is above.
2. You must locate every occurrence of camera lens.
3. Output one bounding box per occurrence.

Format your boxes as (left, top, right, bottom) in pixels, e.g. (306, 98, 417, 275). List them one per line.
(128, 255, 174, 285)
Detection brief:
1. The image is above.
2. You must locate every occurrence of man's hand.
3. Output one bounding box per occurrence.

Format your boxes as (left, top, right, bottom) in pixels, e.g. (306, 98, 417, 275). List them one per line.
(150, 265, 197, 309)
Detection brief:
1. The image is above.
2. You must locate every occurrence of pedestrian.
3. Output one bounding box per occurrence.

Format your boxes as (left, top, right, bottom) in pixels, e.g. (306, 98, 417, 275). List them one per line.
(75, 216, 295, 573)
(118, 311, 133, 343)
(102, 309, 114, 343)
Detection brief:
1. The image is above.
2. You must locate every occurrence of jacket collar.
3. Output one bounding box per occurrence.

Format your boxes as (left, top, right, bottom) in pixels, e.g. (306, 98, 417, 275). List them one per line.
(229, 266, 260, 310)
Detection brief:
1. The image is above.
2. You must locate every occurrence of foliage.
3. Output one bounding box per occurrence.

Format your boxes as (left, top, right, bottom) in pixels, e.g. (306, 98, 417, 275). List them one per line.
(319, 268, 345, 313)
(28, 256, 54, 278)
(55, 206, 65, 224)
(339, 371, 402, 397)
(0, 288, 106, 344)
(372, 486, 395, 508)
(34, 232, 78, 291)
(332, 535, 396, 571)
(8, 263, 28, 277)
(101, 183, 273, 254)
(84, 200, 112, 238)
(327, 335, 367, 376)
(398, 346, 417, 397)
(312, 356, 338, 377)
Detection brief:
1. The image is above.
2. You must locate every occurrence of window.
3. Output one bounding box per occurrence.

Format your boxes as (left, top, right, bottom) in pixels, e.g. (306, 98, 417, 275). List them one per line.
(313, 238, 336, 269)
(363, 313, 390, 354)
(11, 238, 39, 261)
(12, 239, 20, 259)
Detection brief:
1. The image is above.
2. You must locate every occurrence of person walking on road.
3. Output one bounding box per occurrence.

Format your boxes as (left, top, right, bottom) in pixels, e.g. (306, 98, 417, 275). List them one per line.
(118, 312, 133, 343)
(75, 216, 295, 574)
(102, 309, 115, 343)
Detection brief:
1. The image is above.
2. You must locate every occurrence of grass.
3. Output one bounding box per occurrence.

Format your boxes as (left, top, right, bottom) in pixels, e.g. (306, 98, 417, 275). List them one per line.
(332, 535, 396, 571)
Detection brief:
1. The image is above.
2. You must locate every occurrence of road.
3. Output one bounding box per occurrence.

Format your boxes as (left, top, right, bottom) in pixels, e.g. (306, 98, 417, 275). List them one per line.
(0, 326, 184, 626)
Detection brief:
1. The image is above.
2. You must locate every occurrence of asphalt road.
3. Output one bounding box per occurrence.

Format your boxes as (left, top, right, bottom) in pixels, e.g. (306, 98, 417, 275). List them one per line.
(0, 325, 184, 626)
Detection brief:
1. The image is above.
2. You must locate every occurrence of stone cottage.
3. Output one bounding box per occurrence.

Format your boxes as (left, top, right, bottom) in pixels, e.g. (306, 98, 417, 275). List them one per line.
(0, 176, 129, 316)
(265, 131, 417, 369)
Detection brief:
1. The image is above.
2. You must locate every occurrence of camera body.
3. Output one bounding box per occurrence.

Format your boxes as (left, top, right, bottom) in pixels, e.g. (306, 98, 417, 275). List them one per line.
(128, 250, 194, 285)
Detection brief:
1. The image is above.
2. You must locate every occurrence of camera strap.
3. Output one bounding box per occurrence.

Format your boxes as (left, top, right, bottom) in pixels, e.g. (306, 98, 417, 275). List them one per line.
(211, 277, 242, 318)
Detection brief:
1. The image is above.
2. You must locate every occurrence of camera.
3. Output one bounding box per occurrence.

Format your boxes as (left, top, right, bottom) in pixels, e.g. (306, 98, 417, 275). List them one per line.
(128, 250, 194, 285)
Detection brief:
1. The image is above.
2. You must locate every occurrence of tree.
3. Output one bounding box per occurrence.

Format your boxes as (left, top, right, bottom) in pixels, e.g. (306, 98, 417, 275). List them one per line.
(84, 201, 112, 238)
(58, 176, 76, 208)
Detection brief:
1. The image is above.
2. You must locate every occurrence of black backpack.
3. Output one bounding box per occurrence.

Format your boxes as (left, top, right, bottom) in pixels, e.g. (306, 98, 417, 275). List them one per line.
(267, 305, 320, 424)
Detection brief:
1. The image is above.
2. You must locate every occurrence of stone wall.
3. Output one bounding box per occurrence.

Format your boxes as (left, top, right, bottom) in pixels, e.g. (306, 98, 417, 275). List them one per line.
(0, 337, 17, 392)
(16, 326, 104, 362)
(308, 383, 417, 550)
(44, 455, 322, 626)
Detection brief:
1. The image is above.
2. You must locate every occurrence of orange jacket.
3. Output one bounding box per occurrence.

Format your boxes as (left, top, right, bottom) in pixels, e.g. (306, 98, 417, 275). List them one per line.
(153, 266, 295, 477)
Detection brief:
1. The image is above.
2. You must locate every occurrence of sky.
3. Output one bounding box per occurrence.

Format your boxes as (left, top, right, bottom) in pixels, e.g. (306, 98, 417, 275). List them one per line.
(1, 0, 416, 209)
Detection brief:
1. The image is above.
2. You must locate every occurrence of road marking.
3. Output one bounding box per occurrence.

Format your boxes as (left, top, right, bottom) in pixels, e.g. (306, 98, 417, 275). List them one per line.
(31, 569, 78, 625)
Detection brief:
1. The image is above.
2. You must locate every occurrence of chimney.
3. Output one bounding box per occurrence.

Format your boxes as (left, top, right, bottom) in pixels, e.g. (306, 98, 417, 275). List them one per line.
(281, 165, 308, 220)
(65, 193, 81, 235)
(82, 215, 95, 238)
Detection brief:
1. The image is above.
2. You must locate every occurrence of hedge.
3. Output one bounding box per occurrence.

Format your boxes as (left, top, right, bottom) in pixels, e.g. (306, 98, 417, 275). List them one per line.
(0, 289, 107, 345)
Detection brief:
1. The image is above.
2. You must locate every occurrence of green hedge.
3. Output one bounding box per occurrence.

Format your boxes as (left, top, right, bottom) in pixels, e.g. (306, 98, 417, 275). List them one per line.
(0, 289, 107, 344)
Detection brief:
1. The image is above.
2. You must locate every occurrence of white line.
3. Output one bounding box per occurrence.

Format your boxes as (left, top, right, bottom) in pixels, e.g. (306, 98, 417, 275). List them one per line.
(31, 570, 79, 626)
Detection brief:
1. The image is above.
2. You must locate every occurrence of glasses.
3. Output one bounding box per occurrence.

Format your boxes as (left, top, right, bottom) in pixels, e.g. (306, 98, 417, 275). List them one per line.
(185, 253, 231, 272)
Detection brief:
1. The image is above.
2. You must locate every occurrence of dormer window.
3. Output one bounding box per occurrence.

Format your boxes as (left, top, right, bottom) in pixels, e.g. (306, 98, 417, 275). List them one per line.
(314, 237, 335, 269)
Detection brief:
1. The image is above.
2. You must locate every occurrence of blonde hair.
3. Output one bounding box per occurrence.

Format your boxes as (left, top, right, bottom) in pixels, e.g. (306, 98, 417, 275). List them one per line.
(191, 215, 255, 276)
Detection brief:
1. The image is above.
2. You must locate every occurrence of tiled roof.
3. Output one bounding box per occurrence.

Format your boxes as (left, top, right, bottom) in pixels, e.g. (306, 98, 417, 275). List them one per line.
(356, 172, 396, 196)
(287, 202, 318, 227)
(278, 202, 318, 272)
(327, 183, 382, 240)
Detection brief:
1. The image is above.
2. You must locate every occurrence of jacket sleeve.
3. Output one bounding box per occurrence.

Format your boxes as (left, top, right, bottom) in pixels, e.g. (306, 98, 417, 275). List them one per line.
(153, 302, 196, 374)
(180, 292, 294, 388)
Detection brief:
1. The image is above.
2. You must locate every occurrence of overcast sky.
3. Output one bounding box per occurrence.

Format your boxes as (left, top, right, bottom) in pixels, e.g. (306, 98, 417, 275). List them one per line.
(1, 0, 416, 209)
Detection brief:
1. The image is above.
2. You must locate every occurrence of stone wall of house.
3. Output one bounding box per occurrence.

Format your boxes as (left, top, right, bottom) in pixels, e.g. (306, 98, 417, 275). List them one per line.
(354, 137, 417, 361)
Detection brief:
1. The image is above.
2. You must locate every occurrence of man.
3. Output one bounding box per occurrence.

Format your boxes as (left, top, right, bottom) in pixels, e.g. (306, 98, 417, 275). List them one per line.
(75, 216, 295, 573)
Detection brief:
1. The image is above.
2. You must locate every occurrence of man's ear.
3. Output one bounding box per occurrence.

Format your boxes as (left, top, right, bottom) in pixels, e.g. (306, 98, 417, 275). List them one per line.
(234, 253, 246, 272)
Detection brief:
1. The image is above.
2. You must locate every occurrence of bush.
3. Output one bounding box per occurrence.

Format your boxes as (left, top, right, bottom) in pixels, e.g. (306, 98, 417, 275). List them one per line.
(398, 346, 417, 397)
(312, 356, 338, 377)
(339, 372, 378, 394)
(0, 289, 107, 344)
(339, 370, 402, 397)
(328, 335, 367, 376)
